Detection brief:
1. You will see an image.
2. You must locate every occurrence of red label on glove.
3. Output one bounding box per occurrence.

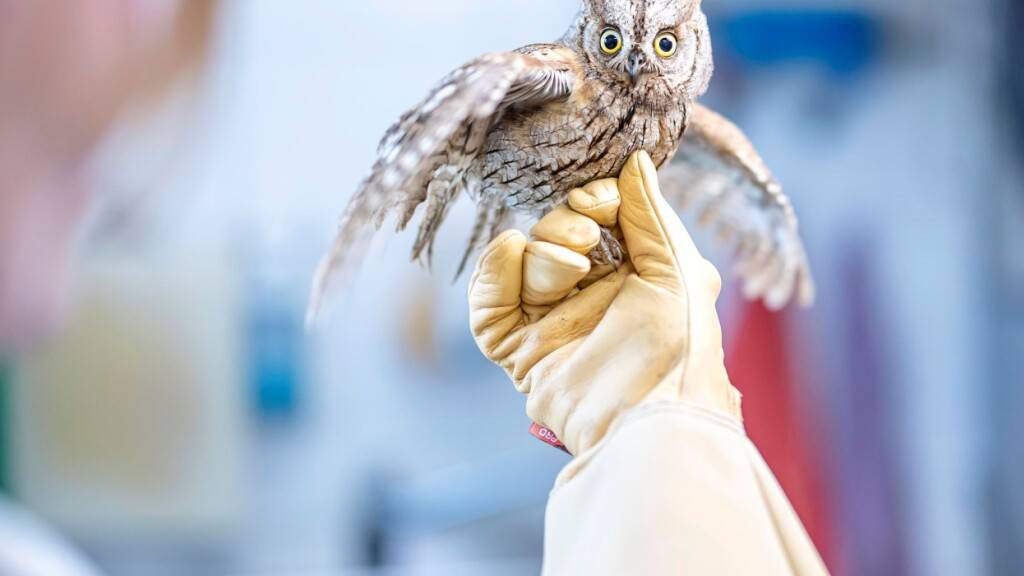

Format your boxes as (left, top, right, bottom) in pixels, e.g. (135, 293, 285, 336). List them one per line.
(530, 422, 570, 454)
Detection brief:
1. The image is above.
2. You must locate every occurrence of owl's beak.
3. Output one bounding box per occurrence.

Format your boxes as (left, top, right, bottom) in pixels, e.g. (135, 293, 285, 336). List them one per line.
(625, 50, 646, 84)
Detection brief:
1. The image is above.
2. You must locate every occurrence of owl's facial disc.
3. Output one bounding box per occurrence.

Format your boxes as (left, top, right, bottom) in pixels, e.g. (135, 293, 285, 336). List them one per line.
(574, 0, 713, 100)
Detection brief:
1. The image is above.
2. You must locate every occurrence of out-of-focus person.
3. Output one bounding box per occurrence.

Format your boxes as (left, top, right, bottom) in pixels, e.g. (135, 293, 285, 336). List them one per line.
(0, 2, 216, 573)
(0, 0, 214, 351)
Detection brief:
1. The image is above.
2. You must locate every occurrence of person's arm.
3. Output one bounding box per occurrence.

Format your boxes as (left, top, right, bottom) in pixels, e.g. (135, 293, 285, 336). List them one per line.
(468, 152, 829, 575)
(542, 403, 828, 575)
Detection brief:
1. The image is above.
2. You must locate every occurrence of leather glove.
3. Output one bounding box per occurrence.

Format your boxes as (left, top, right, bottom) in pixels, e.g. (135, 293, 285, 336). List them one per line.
(469, 151, 742, 457)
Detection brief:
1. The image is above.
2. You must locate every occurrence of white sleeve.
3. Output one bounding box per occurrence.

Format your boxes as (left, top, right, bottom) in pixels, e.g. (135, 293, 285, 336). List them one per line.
(541, 402, 830, 576)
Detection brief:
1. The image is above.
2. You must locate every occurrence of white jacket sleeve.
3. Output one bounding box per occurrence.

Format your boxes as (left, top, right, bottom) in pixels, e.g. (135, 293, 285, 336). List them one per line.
(541, 402, 831, 576)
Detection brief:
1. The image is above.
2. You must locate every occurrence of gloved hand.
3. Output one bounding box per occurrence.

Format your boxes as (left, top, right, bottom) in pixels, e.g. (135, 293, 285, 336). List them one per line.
(469, 151, 742, 457)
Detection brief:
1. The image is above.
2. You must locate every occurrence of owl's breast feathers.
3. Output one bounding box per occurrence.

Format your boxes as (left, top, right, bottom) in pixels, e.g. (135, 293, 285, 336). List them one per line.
(476, 44, 687, 214)
(311, 34, 814, 320)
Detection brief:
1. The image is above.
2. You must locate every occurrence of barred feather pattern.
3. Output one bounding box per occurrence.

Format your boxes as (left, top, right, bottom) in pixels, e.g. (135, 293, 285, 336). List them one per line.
(456, 197, 512, 278)
(660, 104, 814, 309)
(308, 51, 573, 320)
(309, 0, 815, 322)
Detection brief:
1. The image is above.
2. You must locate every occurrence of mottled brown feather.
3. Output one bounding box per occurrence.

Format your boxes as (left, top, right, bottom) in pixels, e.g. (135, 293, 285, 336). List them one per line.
(309, 0, 814, 322)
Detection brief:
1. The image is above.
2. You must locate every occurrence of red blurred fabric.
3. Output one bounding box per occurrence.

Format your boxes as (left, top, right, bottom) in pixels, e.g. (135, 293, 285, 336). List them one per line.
(726, 301, 839, 573)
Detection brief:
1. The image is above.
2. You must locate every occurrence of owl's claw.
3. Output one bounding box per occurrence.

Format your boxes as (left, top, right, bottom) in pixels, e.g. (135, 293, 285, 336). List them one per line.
(588, 227, 625, 267)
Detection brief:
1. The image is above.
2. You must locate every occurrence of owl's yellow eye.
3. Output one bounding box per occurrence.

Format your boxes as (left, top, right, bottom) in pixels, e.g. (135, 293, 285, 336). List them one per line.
(654, 32, 678, 58)
(600, 29, 623, 55)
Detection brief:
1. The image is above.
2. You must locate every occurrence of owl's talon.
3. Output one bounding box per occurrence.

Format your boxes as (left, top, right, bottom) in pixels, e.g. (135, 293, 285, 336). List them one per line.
(588, 227, 625, 267)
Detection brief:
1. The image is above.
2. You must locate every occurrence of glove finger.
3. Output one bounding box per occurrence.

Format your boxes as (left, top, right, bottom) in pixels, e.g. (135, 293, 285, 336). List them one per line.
(578, 262, 617, 290)
(617, 151, 701, 296)
(468, 230, 527, 354)
(522, 241, 591, 308)
(530, 206, 601, 255)
(508, 265, 630, 382)
(568, 178, 621, 227)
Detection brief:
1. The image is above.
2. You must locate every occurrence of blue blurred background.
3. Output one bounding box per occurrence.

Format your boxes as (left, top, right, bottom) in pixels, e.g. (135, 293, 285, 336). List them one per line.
(0, 0, 1021, 575)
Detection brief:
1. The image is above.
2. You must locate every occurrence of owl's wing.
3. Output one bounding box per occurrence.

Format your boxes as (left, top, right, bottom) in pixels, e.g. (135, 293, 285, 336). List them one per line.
(309, 47, 575, 321)
(660, 103, 815, 309)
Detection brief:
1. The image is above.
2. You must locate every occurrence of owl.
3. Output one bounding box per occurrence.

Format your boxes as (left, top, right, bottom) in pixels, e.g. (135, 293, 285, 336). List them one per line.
(309, 0, 814, 318)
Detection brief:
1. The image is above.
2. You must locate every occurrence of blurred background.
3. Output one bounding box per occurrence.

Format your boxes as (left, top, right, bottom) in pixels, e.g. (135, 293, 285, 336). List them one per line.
(0, 0, 1021, 575)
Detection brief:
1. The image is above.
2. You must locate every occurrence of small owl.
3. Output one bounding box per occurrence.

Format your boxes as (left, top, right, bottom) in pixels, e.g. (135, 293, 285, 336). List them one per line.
(310, 0, 814, 318)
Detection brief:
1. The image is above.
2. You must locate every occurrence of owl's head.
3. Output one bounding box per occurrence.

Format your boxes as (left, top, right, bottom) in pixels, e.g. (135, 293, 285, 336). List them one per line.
(568, 0, 713, 103)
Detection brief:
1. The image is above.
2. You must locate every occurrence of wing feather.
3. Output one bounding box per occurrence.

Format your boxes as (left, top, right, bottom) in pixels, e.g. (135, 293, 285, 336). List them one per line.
(308, 49, 574, 322)
(661, 103, 815, 309)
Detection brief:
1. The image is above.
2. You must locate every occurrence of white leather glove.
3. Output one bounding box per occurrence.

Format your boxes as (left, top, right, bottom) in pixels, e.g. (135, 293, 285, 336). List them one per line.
(469, 152, 830, 576)
(468, 151, 742, 457)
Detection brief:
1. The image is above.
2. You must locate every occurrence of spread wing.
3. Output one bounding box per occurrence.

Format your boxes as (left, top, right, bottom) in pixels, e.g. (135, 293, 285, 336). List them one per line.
(661, 103, 815, 309)
(308, 47, 575, 321)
